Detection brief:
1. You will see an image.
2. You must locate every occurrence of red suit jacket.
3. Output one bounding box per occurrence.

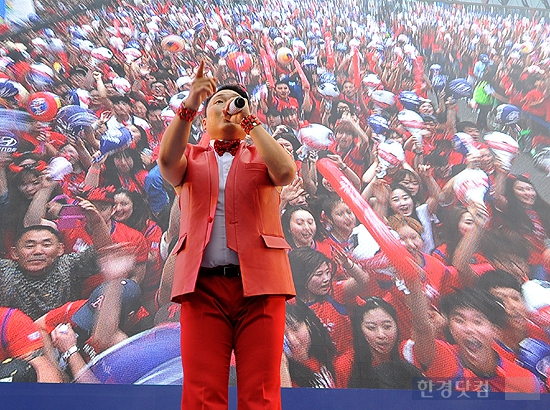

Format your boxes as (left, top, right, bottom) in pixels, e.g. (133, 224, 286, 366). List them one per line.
(170, 137, 296, 303)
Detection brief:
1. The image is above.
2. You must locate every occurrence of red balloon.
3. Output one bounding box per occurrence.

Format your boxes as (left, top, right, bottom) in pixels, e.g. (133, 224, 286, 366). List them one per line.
(226, 52, 252, 72)
(26, 92, 61, 121)
(317, 158, 420, 282)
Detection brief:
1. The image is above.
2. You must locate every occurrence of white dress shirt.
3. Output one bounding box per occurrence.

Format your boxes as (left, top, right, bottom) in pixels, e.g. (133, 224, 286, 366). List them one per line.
(201, 140, 241, 267)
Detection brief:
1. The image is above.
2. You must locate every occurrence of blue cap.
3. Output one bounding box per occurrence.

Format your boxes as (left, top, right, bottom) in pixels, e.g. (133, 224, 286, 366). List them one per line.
(72, 279, 142, 333)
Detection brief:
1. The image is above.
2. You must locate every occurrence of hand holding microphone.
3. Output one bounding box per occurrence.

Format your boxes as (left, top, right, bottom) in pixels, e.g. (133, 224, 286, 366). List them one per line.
(226, 96, 247, 115)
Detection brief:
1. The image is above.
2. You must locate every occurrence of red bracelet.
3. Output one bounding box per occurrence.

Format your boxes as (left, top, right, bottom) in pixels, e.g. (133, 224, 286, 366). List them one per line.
(240, 115, 261, 135)
(177, 102, 198, 122)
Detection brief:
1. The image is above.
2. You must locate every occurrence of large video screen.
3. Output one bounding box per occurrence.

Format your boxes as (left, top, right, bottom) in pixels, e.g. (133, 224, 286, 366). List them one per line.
(0, 0, 549, 395)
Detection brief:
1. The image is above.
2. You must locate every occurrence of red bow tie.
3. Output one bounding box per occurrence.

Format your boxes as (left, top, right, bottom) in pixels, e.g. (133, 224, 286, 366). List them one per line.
(214, 139, 241, 156)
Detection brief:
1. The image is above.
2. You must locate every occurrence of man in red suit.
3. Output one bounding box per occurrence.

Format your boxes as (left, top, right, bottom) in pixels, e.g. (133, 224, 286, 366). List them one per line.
(159, 61, 296, 410)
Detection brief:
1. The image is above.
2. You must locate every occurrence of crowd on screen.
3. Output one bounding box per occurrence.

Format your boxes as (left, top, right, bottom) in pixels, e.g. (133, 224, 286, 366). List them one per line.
(0, 0, 549, 392)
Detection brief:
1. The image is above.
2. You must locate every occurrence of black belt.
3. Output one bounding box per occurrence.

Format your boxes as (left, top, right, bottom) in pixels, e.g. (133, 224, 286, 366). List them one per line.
(199, 265, 241, 278)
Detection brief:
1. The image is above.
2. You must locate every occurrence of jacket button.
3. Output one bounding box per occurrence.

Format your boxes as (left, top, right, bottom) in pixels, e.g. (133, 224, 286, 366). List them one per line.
(207, 216, 213, 223)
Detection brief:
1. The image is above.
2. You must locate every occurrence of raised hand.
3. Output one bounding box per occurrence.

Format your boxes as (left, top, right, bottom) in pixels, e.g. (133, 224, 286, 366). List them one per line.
(223, 95, 250, 125)
(97, 243, 137, 281)
(185, 60, 217, 110)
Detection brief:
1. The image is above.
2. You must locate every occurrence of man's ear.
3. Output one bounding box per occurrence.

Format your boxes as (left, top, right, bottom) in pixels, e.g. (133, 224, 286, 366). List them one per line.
(202, 117, 207, 128)
(10, 247, 19, 262)
(56, 242, 65, 257)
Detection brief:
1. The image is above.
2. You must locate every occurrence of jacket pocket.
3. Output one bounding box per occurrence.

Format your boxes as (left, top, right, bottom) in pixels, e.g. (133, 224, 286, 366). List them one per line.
(171, 233, 188, 255)
(261, 234, 291, 249)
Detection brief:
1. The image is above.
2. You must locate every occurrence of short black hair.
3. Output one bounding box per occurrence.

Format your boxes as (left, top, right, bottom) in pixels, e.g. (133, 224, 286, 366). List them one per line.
(150, 80, 167, 88)
(421, 114, 437, 123)
(265, 108, 282, 118)
(425, 149, 449, 168)
(203, 84, 249, 118)
(476, 269, 522, 294)
(17, 225, 62, 244)
(70, 66, 88, 77)
(147, 103, 163, 114)
(456, 121, 479, 132)
(440, 288, 507, 328)
(281, 107, 298, 117)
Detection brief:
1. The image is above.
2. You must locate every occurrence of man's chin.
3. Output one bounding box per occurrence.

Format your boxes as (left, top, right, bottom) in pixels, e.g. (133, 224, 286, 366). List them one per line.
(22, 264, 48, 275)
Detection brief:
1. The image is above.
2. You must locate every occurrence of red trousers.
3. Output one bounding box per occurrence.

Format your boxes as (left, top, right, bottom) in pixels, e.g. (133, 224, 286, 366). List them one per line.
(179, 275, 286, 410)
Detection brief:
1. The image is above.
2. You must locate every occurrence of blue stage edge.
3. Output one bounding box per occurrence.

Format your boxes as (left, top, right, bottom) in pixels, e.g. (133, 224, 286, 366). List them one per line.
(1, 384, 549, 410)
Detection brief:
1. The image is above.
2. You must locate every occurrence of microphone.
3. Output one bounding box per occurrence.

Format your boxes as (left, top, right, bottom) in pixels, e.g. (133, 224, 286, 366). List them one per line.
(226, 97, 246, 115)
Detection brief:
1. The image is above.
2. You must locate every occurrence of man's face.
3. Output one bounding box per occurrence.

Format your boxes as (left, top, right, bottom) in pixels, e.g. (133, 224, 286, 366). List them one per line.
(336, 131, 354, 149)
(282, 110, 299, 129)
(266, 114, 282, 128)
(342, 82, 355, 98)
(90, 90, 101, 106)
(419, 102, 434, 115)
(275, 83, 290, 99)
(12, 230, 64, 275)
(276, 138, 294, 156)
(133, 101, 148, 119)
(60, 144, 79, 166)
(202, 90, 246, 140)
(422, 121, 436, 136)
(113, 101, 131, 118)
(449, 307, 498, 367)
(144, 74, 156, 87)
(463, 126, 480, 140)
(104, 83, 120, 97)
(150, 82, 166, 97)
(148, 109, 164, 131)
(490, 287, 528, 330)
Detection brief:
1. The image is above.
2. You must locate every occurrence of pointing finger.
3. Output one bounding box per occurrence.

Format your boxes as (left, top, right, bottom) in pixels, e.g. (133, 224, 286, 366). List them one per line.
(196, 60, 205, 78)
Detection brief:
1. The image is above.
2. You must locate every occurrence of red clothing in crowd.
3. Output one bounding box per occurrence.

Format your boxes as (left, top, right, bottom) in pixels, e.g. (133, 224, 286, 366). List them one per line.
(307, 296, 353, 356)
(116, 169, 148, 194)
(493, 321, 550, 364)
(61, 170, 87, 197)
(303, 294, 354, 388)
(140, 219, 163, 302)
(268, 95, 300, 113)
(384, 252, 461, 340)
(522, 88, 546, 117)
(63, 221, 148, 263)
(328, 140, 368, 177)
(289, 357, 336, 388)
(61, 221, 149, 296)
(432, 244, 494, 277)
(0, 307, 43, 361)
(409, 339, 541, 393)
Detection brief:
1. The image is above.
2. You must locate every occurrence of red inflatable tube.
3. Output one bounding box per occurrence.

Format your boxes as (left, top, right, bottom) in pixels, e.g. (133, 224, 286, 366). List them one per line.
(260, 49, 275, 86)
(317, 158, 420, 282)
(352, 48, 361, 89)
(262, 34, 276, 64)
(294, 59, 310, 90)
(324, 32, 335, 71)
